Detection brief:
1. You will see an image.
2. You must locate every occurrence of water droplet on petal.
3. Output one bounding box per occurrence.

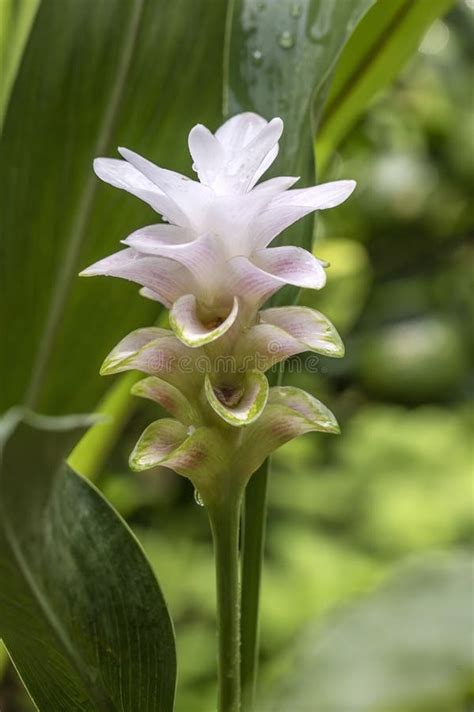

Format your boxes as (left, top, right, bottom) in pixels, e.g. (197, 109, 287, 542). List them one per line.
(252, 49, 263, 65)
(278, 30, 295, 49)
(194, 489, 204, 507)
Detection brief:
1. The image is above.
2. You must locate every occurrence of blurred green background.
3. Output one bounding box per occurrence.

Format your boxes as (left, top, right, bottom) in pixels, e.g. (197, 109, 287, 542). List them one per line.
(1, 1, 473, 711)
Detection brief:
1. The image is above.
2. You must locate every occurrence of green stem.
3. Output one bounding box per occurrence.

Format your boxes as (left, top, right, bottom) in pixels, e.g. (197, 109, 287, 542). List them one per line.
(208, 487, 243, 712)
(240, 462, 269, 711)
(240, 366, 285, 711)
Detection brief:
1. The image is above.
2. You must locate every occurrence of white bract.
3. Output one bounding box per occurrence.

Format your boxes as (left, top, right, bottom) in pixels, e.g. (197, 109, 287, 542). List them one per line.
(81, 112, 355, 501)
(82, 113, 354, 340)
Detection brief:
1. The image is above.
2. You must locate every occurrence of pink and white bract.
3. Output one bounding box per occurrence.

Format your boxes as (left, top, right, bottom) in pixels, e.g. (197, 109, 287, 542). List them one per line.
(80, 112, 355, 502)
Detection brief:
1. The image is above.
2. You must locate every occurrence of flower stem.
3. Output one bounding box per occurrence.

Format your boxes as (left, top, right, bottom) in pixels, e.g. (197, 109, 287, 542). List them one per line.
(208, 486, 243, 712)
(240, 461, 269, 711)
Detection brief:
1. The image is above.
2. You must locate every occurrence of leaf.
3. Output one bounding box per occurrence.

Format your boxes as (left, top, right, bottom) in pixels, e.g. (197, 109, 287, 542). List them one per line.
(0, 410, 176, 712)
(267, 553, 474, 712)
(225, 0, 374, 185)
(67, 372, 141, 480)
(0, 0, 227, 415)
(0, 0, 40, 126)
(316, 0, 456, 173)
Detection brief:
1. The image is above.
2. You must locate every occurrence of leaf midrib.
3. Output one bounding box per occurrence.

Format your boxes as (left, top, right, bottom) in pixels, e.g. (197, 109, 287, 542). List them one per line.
(25, 0, 146, 409)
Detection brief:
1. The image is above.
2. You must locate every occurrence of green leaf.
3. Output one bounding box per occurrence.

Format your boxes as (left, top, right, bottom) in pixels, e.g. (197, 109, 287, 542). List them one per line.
(225, 0, 374, 183)
(316, 0, 456, 173)
(267, 553, 474, 712)
(67, 372, 141, 480)
(0, 0, 40, 127)
(0, 0, 227, 415)
(0, 410, 176, 711)
(225, 2, 375, 706)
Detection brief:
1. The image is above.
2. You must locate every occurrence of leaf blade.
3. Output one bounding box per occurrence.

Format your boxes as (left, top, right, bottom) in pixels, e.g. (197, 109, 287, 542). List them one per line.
(316, 0, 456, 172)
(0, 0, 227, 415)
(0, 410, 176, 711)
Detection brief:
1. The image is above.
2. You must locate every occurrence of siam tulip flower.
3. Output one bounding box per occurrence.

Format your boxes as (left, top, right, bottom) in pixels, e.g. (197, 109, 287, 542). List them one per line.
(81, 113, 355, 347)
(81, 112, 355, 501)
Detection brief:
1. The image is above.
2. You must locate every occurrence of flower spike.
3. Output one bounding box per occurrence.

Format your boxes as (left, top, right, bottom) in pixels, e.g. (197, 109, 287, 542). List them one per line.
(82, 111, 354, 491)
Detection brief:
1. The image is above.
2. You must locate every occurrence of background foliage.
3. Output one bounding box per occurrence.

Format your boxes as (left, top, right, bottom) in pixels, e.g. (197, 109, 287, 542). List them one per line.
(0, 0, 472, 710)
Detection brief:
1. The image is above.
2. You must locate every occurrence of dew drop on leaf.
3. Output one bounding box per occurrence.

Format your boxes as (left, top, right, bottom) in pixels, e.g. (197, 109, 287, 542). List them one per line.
(278, 30, 295, 49)
(290, 2, 301, 18)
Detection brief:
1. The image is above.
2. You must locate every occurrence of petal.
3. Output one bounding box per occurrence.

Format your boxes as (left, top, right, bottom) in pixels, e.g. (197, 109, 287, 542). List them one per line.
(80, 248, 194, 307)
(227, 255, 284, 305)
(229, 248, 325, 306)
(131, 376, 197, 424)
(268, 387, 339, 432)
(203, 191, 279, 257)
(119, 146, 212, 223)
(188, 124, 226, 186)
(237, 323, 304, 372)
(235, 387, 339, 477)
(129, 418, 188, 471)
(259, 306, 344, 357)
(118, 147, 196, 195)
(123, 229, 219, 281)
(205, 370, 269, 426)
(124, 223, 192, 246)
(252, 175, 299, 195)
(253, 143, 279, 186)
(100, 327, 170, 373)
(215, 112, 269, 152)
(93, 157, 187, 224)
(237, 308, 344, 372)
(254, 179, 356, 247)
(252, 246, 327, 290)
(170, 294, 239, 347)
(226, 117, 284, 193)
(160, 426, 229, 483)
(130, 420, 230, 491)
(139, 287, 164, 302)
(100, 328, 198, 389)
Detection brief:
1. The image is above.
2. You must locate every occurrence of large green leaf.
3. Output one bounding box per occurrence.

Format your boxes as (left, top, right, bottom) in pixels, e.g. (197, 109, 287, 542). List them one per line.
(316, 0, 456, 173)
(266, 553, 474, 711)
(225, 1, 375, 707)
(0, 0, 226, 415)
(0, 410, 176, 711)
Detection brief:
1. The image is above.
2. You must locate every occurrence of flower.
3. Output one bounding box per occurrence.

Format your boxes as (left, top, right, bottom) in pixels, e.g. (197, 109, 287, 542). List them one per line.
(81, 112, 355, 494)
(81, 113, 355, 346)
